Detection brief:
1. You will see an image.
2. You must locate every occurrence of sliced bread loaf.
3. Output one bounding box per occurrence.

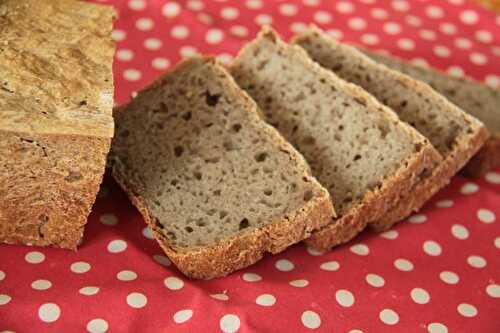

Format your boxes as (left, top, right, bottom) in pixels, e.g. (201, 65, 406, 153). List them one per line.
(293, 26, 489, 231)
(0, 0, 115, 249)
(231, 28, 440, 250)
(110, 57, 335, 279)
(362, 49, 500, 177)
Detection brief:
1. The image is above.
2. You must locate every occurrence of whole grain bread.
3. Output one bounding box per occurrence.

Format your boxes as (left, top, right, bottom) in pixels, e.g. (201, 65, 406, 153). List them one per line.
(110, 57, 335, 279)
(231, 28, 440, 250)
(293, 26, 489, 231)
(0, 0, 115, 249)
(362, 49, 500, 177)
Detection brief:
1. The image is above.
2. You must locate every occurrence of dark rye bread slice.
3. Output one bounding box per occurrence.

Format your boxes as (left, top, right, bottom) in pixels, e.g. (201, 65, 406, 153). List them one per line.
(231, 28, 440, 250)
(293, 26, 489, 231)
(110, 57, 335, 279)
(362, 49, 500, 177)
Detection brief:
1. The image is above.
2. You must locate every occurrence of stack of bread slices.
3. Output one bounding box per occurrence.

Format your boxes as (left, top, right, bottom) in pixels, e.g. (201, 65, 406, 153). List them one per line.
(2, 0, 497, 281)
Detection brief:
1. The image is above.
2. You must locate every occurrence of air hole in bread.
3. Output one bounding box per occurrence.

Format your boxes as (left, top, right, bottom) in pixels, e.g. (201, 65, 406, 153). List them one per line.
(185, 226, 193, 233)
(205, 91, 221, 106)
(232, 123, 242, 132)
(174, 146, 184, 157)
(303, 190, 313, 202)
(264, 189, 272, 196)
(239, 218, 249, 230)
(193, 172, 202, 180)
(255, 152, 268, 162)
(182, 112, 192, 121)
(219, 211, 228, 219)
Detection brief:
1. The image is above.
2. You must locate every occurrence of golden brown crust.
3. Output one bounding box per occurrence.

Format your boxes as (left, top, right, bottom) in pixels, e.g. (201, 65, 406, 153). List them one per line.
(306, 143, 441, 250)
(0, 132, 111, 249)
(370, 125, 490, 231)
(463, 135, 500, 177)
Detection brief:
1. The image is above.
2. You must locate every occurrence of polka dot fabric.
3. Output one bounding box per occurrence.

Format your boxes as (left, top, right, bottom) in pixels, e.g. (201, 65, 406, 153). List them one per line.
(0, 0, 499, 332)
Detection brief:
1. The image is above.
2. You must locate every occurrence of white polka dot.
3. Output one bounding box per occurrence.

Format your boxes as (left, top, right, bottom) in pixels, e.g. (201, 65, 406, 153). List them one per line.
(211, 293, 229, 301)
(383, 22, 402, 35)
(255, 14, 273, 25)
(426, 5, 444, 18)
(455, 37, 472, 49)
(361, 33, 379, 45)
(116, 49, 134, 62)
(79, 286, 100, 296)
(221, 7, 239, 20)
(32, 279, 52, 290)
(336, 1, 354, 13)
(152, 57, 170, 71)
(144, 38, 162, 50)
(408, 214, 427, 224)
(366, 273, 385, 287)
(379, 309, 399, 325)
(371, 8, 388, 20)
(380, 230, 398, 239)
(306, 246, 323, 256)
(117, 270, 137, 281)
(187, 0, 204, 11)
(449, 0, 465, 4)
(128, 0, 145, 10)
(123, 69, 142, 81)
(0, 270, 4, 281)
(256, 294, 276, 306)
(394, 258, 414, 271)
(486, 172, 500, 184)
(71, 261, 91, 274)
(457, 303, 477, 317)
(427, 322, 448, 333)
(478, 209, 496, 224)
(303, 0, 320, 6)
(467, 255, 487, 268)
(349, 17, 367, 30)
(349, 330, 364, 333)
(436, 199, 453, 208)
(135, 17, 153, 31)
(246, 0, 262, 9)
(38, 303, 61, 322)
(460, 10, 479, 25)
(495, 237, 500, 249)
(99, 214, 118, 226)
(111, 29, 126, 41)
(290, 279, 309, 287)
(461, 182, 478, 194)
(485, 75, 500, 89)
(423, 240, 442, 256)
(451, 224, 469, 240)
(326, 29, 343, 40)
(162, 2, 181, 18)
(126, 292, 147, 308)
(420, 29, 437, 41)
(164, 276, 184, 290)
(242, 272, 262, 282)
(486, 284, 500, 298)
(153, 254, 171, 266)
(301, 310, 321, 329)
(25, 251, 45, 264)
(0, 294, 11, 305)
(405, 15, 421, 27)
(142, 227, 154, 240)
(447, 66, 464, 78)
(275, 259, 295, 272)
(197, 12, 213, 25)
(440, 271, 459, 284)
(433, 45, 451, 58)
(320, 261, 340, 271)
(314, 11, 332, 24)
(335, 289, 355, 307)
(107, 240, 127, 253)
(220, 314, 240, 333)
(475, 30, 493, 43)
(171, 25, 189, 39)
(411, 287, 430, 304)
(280, 3, 298, 16)
(217, 53, 233, 65)
(492, 46, 500, 57)
(397, 38, 415, 51)
(205, 29, 224, 44)
(87, 319, 108, 333)
(173, 309, 193, 324)
(470, 52, 488, 65)
(350, 243, 369, 256)
(439, 22, 457, 35)
(392, 0, 410, 11)
(230, 25, 248, 37)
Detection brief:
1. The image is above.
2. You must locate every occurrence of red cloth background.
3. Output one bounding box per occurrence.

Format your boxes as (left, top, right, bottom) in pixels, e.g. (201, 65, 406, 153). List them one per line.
(1, 0, 499, 332)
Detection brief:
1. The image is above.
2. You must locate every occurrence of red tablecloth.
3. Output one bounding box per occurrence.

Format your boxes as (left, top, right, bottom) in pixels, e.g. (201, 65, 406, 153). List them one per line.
(1, 0, 499, 332)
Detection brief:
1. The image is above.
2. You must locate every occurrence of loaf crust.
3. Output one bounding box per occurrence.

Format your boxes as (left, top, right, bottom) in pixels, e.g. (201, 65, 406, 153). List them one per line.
(0, 0, 115, 249)
(463, 134, 500, 177)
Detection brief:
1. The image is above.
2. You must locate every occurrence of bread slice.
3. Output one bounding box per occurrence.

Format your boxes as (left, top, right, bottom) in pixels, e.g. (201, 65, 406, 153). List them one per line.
(231, 28, 440, 250)
(293, 26, 489, 231)
(362, 49, 500, 177)
(0, 0, 115, 249)
(110, 57, 335, 279)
